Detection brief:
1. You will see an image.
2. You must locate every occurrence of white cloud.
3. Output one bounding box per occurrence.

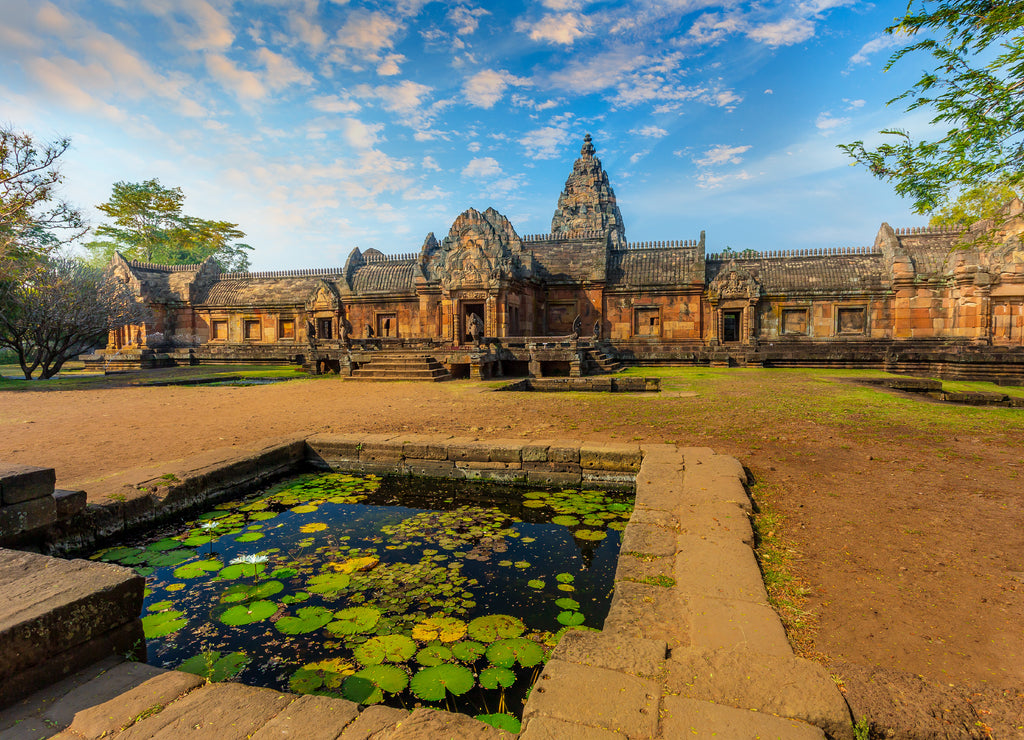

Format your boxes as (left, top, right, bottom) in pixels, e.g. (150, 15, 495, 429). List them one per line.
(422, 156, 441, 171)
(355, 80, 434, 127)
(377, 53, 405, 76)
(695, 144, 751, 167)
(462, 68, 526, 108)
(511, 93, 562, 111)
(696, 170, 753, 189)
(687, 12, 742, 45)
(468, 141, 481, 152)
(206, 53, 266, 100)
(340, 118, 384, 149)
(764, 89, 774, 95)
(519, 125, 571, 159)
(310, 94, 362, 114)
(335, 9, 401, 52)
(462, 156, 502, 178)
(846, 98, 865, 109)
(448, 5, 489, 35)
(287, 12, 327, 50)
(849, 31, 908, 65)
(630, 125, 668, 138)
(629, 149, 650, 164)
(815, 111, 850, 131)
(547, 47, 649, 94)
(256, 48, 313, 90)
(746, 17, 816, 47)
(517, 13, 590, 45)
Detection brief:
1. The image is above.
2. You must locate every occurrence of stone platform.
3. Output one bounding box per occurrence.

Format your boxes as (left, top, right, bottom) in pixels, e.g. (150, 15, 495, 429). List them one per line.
(0, 439, 854, 738)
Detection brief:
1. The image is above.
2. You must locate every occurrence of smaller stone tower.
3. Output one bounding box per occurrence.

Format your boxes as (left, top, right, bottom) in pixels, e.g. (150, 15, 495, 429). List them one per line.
(550, 134, 627, 247)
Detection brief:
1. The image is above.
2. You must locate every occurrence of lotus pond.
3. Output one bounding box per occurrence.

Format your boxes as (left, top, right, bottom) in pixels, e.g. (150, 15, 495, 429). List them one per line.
(90, 472, 634, 733)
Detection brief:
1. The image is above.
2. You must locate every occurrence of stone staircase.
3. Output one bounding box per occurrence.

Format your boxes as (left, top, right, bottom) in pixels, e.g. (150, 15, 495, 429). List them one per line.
(583, 344, 624, 374)
(350, 352, 451, 382)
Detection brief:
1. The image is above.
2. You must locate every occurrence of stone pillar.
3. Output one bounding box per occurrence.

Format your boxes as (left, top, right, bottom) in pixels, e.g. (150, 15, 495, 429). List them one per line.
(529, 353, 542, 378)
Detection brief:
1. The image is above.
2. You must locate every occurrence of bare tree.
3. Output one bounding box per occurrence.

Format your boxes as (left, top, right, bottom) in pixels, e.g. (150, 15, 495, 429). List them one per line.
(0, 257, 149, 379)
(1, 126, 85, 262)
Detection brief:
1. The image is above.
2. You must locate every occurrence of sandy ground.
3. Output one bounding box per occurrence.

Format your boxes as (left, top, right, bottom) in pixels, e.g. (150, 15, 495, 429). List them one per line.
(1, 369, 1022, 705)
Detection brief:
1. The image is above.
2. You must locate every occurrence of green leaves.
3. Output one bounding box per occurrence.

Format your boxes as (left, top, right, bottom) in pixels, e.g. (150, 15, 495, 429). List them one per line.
(485, 638, 544, 669)
(409, 664, 474, 701)
(219, 600, 276, 626)
(354, 635, 417, 666)
(327, 606, 381, 636)
(467, 615, 525, 643)
(178, 651, 249, 682)
(275, 606, 334, 635)
(142, 607, 186, 639)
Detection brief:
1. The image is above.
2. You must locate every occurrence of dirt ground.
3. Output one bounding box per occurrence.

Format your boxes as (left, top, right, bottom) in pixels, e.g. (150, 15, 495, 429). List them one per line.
(1, 367, 1022, 733)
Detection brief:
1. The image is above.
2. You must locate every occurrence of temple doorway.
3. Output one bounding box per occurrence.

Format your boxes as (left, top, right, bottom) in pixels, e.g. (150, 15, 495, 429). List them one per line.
(377, 313, 397, 338)
(722, 311, 741, 342)
(463, 302, 484, 341)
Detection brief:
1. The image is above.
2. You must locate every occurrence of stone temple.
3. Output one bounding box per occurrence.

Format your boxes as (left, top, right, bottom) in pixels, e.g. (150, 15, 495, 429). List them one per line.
(96, 134, 1024, 381)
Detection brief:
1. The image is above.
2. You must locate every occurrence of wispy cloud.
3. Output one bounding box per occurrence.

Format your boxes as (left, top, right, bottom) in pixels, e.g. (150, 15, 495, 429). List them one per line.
(695, 144, 751, 167)
(517, 13, 591, 45)
(815, 111, 849, 132)
(463, 68, 526, 108)
(630, 125, 668, 138)
(849, 30, 908, 65)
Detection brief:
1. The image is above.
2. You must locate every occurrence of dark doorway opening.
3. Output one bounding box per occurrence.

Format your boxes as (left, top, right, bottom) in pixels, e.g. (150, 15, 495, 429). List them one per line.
(317, 318, 333, 339)
(463, 303, 484, 342)
(722, 311, 741, 342)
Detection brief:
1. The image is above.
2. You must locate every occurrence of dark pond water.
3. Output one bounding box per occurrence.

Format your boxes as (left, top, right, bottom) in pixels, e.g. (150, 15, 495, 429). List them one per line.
(90, 472, 633, 733)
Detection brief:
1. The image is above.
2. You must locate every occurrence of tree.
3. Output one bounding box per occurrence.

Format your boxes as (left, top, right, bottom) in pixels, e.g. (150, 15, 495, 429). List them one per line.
(928, 177, 1022, 226)
(0, 126, 85, 263)
(85, 178, 253, 271)
(840, 1, 1024, 214)
(0, 257, 149, 379)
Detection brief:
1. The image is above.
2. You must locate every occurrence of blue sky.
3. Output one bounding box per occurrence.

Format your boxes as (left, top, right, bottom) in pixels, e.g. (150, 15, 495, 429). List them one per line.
(1, 0, 933, 270)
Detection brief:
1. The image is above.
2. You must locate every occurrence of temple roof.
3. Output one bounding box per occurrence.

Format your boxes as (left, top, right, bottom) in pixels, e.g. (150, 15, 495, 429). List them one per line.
(706, 254, 889, 295)
(550, 134, 627, 247)
(608, 247, 704, 287)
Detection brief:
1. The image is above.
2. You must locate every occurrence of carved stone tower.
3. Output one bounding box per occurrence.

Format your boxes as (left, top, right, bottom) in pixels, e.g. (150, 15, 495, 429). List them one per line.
(550, 134, 627, 247)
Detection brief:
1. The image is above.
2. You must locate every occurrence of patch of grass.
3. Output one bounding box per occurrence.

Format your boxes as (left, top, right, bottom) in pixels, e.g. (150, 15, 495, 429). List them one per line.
(750, 480, 819, 657)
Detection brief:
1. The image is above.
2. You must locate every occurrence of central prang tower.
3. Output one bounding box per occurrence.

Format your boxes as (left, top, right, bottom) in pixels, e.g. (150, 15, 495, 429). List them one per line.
(550, 134, 627, 247)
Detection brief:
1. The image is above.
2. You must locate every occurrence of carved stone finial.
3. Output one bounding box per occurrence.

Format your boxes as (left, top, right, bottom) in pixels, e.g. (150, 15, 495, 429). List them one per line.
(581, 133, 595, 157)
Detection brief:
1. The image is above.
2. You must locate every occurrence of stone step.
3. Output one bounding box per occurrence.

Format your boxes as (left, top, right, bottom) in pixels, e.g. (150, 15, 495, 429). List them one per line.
(0, 549, 145, 707)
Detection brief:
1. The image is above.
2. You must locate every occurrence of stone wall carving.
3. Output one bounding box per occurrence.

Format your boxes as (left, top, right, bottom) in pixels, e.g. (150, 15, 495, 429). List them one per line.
(550, 134, 626, 247)
(430, 207, 525, 291)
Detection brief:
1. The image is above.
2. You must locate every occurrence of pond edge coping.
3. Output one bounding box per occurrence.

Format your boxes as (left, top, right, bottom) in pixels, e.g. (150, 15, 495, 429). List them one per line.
(0, 436, 853, 739)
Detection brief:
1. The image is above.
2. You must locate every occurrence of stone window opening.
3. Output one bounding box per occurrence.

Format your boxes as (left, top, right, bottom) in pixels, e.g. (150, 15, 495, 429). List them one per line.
(317, 317, 333, 340)
(722, 310, 742, 342)
(836, 307, 867, 335)
(243, 319, 261, 341)
(279, 319, 295, 340)
(211, 319, 228, 341)
(634, 307, 660, 337)
(781, 308, 808, 336)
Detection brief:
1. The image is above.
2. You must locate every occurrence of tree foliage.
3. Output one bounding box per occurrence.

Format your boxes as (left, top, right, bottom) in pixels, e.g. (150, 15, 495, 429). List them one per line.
(0, 257, 149, 379)
(0, 126, 85, 262)
(840, 1, 1024, 214)
(928, 177, 1022, 225)
(85, 178, 252, 271)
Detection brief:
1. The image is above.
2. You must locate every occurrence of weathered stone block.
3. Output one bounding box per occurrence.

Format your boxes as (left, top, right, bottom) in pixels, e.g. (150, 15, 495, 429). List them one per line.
(603, 580, 691, 650)
(580, 444, 642, 472)
(249, 694, 360, 740)
(384, 707, 514, 739)
(546, 443, 580, 464)
(526, 469, 582, 487)
(674, 501, 753, 545)
(455, 461, 522, 471)
(0, 464, 55, 505)
(0, 496, 57, 538)
(407, 460, 461, 480)
(660, 696, 825, 739)
(620, 523, 677, 557)
(399, 435, 451, 461)
(665, 648, 853, 740)
(674, 534, 768, 604)
(113, 682, 293, 740)
(448, 442, 492, 463)
(688, 595, 793, 657)
(59, 663, 205, 738)
(53, 489, 87, 520)
(521, 443, 551, 462)
(524, 461, 581, 473)
(522, 659, 660, 739)
(552, 626, 666, 679)
(582, 470, 635, 488)
(338, 704, 408, 739)
(520, 716, 628, 739)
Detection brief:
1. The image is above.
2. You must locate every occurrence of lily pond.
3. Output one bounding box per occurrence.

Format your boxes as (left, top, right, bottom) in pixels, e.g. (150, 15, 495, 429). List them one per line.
(90, 472, 634, 733)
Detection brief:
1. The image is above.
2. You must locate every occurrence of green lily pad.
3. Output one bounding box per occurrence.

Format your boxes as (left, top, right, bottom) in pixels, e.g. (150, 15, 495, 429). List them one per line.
(271, 567, 298, 579)
(307, 572, 351, 596)
(142, 609, 186, 639)
(147, 600, 174, 612)
(608, 520, 628, 531)
(148, 550, 196, 567)
(451, 640, 486, 662)
(173, 559, 223, 579)
(95, 546, 142, 563)
(409, 664, 474, 701)
(281, 592, 310, 604)
(180, 535, 213, 547)
(326, 606, 381, 636)
(219, 600, 276, 626)
(235, 532, 264, 543)
(411, 616, 467, 643)
(416, 643, 453, 666)
(178, 651, 249, 682)
(514, 561, 530, 569)
(555, 597, 580, 610)
(485, 637, 544, 668)
(475, 714, 521, 733)
(250, 512, 278, 521)
(342, 665, 409, 704)
(354, 634, 417, 666)
(217, 562, 266, 580)
(478, 666, 516, 689)
(275, 606, 334, 634)
(147, 538, 184, 552)
(550, 515, 580, 526)
(527, 579, 545, 589)
(557, 610, 586, 626)
(289, 658, 355, 694)
(555, 573, 575, 583)
(574, 529, 606, 541)
(468, 614, 525, 643)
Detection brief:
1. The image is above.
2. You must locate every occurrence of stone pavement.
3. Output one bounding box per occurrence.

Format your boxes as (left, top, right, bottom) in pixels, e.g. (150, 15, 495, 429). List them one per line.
(0, 440, 854, 739)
